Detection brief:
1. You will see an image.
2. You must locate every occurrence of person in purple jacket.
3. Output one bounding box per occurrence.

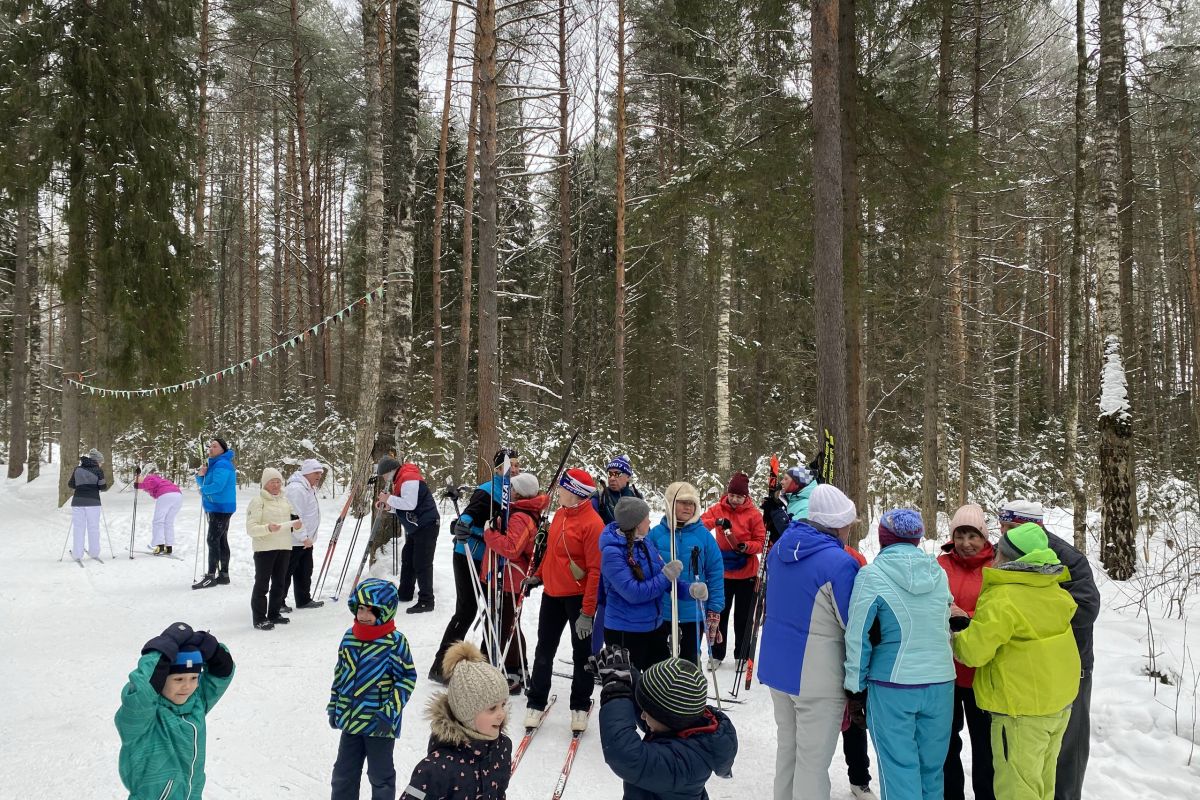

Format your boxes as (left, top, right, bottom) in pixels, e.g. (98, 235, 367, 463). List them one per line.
(136, 465, 184, 555)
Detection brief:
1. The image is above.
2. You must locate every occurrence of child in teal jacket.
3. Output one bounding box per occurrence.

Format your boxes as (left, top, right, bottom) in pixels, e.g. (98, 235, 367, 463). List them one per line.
(115, 622, 235, 799)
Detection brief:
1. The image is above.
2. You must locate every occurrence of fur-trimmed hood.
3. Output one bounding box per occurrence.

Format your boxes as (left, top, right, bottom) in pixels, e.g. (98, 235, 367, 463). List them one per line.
(427, 692, 507, 748)
(663, 481, 702, 527)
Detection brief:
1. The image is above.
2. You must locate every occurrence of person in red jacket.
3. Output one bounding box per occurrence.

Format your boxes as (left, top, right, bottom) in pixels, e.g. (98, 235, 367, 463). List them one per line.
(938, 503, 996, 800)
(522, 467, 605, 733)
(481, 472, 549, 694)
(700, 471, 767, 669)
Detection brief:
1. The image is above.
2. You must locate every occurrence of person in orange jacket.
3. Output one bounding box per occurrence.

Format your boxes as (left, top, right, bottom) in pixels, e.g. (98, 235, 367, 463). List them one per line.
(521, 467, 605, 733)
(481, 472, 549, 694)
(700, 471, 767, 668)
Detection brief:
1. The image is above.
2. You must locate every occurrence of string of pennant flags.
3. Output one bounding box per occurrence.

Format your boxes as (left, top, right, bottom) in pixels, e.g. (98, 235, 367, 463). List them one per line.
(65, 282, 386, 399)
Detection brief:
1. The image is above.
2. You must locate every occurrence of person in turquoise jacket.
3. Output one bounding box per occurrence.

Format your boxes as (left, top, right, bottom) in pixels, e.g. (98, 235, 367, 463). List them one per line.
(193, 438, 238, 589)
(647, 481, 725, 666)
(844, 509, 955, 800)
(115, 622, 235, 799)
(761, 465, 817, 545)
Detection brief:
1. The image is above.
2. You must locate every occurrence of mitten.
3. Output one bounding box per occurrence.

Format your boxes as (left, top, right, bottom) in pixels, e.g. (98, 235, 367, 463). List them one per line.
(662, 559, 683, 581)
(688, 582, 709, 602)
(162, 622, 195, 646)
(845, 689, 867, 729)
(736, 542, 748, 553)
(192, 631, 220, 661)
(949, 615, 971, 632)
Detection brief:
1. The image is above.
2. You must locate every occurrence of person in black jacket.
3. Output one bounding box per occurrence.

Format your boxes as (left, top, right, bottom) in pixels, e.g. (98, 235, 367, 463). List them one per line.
(999, 499, 1100, 800)
(377, 460, 442, 614)
(69, 448, 109, 563)
(596, 646, 737, 800)
(400, 641, 511, 800)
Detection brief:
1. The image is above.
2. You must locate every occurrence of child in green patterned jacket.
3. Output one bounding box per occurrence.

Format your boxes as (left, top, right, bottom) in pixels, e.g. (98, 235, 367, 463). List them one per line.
(115, 622, 235, 799)
(328, 578, 418, 799)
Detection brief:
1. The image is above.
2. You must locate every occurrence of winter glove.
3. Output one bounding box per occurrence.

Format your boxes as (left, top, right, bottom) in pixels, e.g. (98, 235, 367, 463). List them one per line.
(191, 631, 220, 661)
(688, 582, 709, 602)
(736, 542, 748, 553)
(574, 613, 594, 640)
(662, 559, 684, 581)
(205, 642, 234, 678)
(760, 495, 784, 513)
(163, 622, 195, 646)
(949, 614, 972, 632)
(594, 645, 635, 706)
(845, 690, 867, 730)
(452, 518, 474, 543)
(521, 575, 543, 595)
(705, 610, 723, 645)
(716, 518, 732, 530)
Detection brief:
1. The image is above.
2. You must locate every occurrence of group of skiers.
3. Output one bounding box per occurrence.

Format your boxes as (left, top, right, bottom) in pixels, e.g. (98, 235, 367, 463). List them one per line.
(94, 440, 1098, 800)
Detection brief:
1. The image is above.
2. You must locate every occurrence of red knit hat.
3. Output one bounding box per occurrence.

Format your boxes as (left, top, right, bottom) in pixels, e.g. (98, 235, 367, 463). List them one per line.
(727, 472, 750, 496)
(559, 468, 596, 498)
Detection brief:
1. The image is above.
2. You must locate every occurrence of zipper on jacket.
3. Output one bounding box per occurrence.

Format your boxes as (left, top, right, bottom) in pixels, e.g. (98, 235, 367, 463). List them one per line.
(184, 718, 199, 800)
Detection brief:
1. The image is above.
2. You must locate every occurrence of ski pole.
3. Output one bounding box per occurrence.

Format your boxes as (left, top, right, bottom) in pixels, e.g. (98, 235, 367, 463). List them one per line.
(668, 487, 680, 659)
(59, 517, 73, 562)
(332, 514, 366, 601)
(102, 508, 117, 559)
(693, 546, 723, 710)
(314, 485, 358, 599)
(129, 464, 141, 559)
(193, 509, 205, 582)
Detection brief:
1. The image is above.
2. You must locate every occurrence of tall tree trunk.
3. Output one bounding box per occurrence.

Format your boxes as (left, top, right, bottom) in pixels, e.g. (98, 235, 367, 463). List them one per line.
(454, 33, 482, 481)
(193, 0, 211, 412)
(1064, 0, 1088, 551)
(613, 0, 628, 441)
(1183, 170, 1200, 462)
(27, 206, 43, 481)
(377, 0, 420, 453)
(428, 0, 459, 421)
(812, 0, 848, 495)
(840, 0, 868, 522)
(7, 200, 31, 478)
(921, 0, 953, 532)
(559, 0, 576, 425)
(714, 218, 733, 476)
(1095, 0, 1137, 580)
(353, 0, 388, 511)
(476, 0, 501, 481)
(59, 144, 87, 506)
(289, 0, 326, 419)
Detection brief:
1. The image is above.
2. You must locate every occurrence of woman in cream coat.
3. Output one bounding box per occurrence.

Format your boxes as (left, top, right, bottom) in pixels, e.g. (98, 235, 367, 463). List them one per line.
(248, 467, 302, 630)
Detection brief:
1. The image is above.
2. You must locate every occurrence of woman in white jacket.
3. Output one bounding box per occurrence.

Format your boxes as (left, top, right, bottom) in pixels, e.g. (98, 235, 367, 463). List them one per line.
(284, 458, 325, 610)
(248, 467, 302, 630)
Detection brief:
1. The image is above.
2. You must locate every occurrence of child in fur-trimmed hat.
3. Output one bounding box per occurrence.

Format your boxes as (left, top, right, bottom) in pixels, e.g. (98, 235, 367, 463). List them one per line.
(399, 642, 512, 800)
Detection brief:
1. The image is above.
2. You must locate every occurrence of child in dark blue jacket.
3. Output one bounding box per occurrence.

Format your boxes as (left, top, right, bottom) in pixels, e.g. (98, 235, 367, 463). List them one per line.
(596, 646, 737, 800)
(600, 497, 684, 670)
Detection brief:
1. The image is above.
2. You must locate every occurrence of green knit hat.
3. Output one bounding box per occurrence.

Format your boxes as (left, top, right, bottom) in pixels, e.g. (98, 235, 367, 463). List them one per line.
(635, 658, 709, 730)
(998, 522, 1060, 566)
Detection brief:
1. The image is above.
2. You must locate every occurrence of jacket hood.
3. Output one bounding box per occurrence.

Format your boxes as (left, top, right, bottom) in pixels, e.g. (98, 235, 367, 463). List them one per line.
(426, 692, 504, 747)
(775, 520, 845, 565)
(940, 540, 996, 571)
(511, 493, 550, 515)
(286, 470, 312, 490)
(348, 577, 399, 623)
(676, 708, 737, 779)
(663, 481, 702, 527)
(872, 542, 945, 595)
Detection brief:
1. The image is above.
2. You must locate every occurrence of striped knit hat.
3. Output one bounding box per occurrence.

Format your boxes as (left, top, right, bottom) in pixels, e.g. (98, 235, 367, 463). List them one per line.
(635, 658, 709, 731)
(559, 468, 596, 498)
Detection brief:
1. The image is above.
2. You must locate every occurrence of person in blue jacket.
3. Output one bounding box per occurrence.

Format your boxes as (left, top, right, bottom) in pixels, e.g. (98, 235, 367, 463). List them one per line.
(844, 509, 956, 800)
(600, 497, 685, 670)
(760, 465, 817, 545)
(647, 481, 725, 667)
(193, 437, 237, 590)
(429, 448, 519, 683)
(757, 483, 862, 800)
(596, 646, 738, 800)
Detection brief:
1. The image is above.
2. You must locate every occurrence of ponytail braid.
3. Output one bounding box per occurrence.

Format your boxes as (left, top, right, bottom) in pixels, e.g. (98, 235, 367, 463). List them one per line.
(624, 531, 645, 581)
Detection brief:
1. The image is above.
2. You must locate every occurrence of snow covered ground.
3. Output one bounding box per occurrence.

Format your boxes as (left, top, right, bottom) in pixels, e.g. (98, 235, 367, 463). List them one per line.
(1, 471, 1197, 798)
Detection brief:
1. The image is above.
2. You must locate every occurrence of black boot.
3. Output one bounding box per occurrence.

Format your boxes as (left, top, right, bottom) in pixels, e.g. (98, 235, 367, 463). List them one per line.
(268, 615, 291, 625)
(192, 575, 218, 590)
(254, 620, 275, 631)
(280, 603, 293, 614)
(406, 600, 435, 614)
(165, 546, 173, 555)
(297, 600, 325, 609)
(215, 573, 230, 585)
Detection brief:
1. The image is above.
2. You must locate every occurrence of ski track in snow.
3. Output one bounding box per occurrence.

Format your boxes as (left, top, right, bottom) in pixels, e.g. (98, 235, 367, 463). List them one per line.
(2, 474, 1197, 798)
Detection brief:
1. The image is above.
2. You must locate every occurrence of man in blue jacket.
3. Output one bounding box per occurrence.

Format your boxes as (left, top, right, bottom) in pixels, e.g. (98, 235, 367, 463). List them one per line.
(193, 437, 237, 590)
(757, 483, 861, 800)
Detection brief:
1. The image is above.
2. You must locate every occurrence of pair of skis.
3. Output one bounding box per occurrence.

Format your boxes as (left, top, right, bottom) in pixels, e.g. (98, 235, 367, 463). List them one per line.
(511, 695, 593, 799)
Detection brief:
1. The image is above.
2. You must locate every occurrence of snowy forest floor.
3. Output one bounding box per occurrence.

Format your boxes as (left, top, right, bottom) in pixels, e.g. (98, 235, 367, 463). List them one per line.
(1, 472, 1198, 798)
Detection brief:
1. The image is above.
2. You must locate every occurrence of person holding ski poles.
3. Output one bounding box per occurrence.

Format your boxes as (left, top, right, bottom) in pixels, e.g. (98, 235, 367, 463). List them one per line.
(701, 471, 766, 671)
(481, 471, 546, 694)
(135, 465, 183, 556)
(522, 467, 605, 734)
(648, 482, 725, 668)
(429, 448, 520, 684)
(598, 496, 684, 671)
(757, 483, 861, 800)
(68, 447, 108, 564)
(377, 460, 441, 615)
(284, 458, 326, 611)
(193, 438, 237, 590)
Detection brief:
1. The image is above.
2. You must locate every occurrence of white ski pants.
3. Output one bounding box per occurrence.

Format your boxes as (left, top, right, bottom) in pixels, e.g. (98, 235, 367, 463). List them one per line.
(151, 492, 184, 546)
(771, 687, 844, 800)
(71, 506, 102, 560)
